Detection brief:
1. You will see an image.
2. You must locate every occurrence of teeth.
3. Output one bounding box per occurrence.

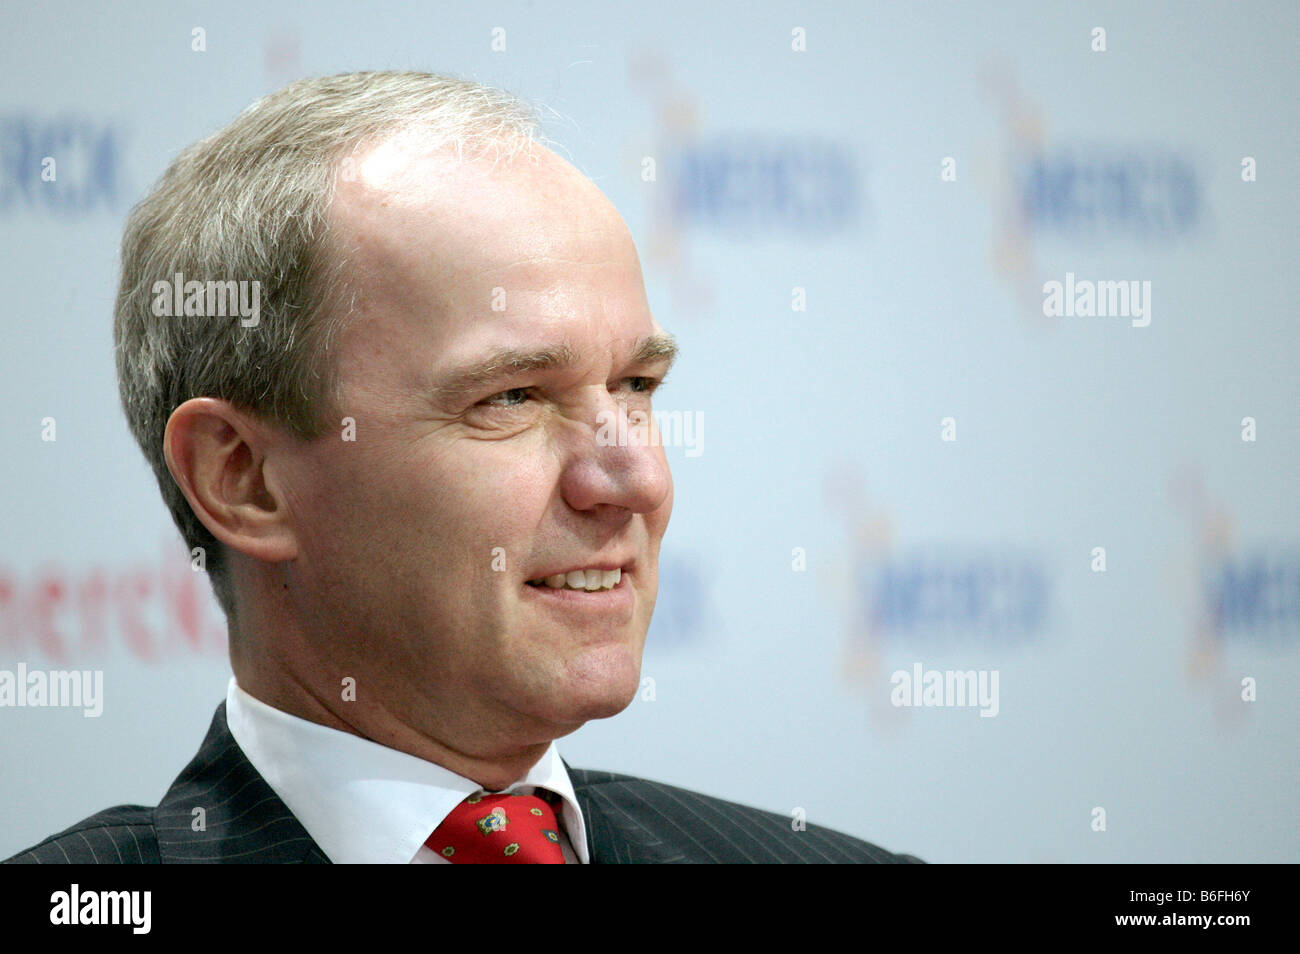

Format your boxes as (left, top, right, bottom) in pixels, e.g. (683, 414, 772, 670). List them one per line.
(534, 567, 622, 591)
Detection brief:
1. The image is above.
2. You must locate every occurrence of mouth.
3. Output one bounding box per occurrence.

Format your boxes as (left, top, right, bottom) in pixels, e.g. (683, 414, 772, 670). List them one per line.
(525, 567, 624, 592)
(522, 564, 634, 620)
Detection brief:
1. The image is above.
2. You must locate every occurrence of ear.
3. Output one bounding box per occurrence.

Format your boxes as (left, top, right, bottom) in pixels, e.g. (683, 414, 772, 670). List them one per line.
(163, 397, 299, 565)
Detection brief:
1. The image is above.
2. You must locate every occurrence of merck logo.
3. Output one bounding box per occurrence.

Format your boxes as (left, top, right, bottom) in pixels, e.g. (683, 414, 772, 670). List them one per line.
(670, 135, 860, 233)
(860, 552, 1048, 644)
(0, 114, 126, 216)
(1017, 146, 1200, 239)
(1203, 551, 1300, 644)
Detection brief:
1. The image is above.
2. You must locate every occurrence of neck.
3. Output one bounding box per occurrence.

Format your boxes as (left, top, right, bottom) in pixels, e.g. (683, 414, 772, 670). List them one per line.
(227, 588, 556, 792)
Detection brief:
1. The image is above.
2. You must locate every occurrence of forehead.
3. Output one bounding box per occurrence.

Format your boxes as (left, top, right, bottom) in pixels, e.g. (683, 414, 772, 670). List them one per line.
(327, 131, 652, 369)
(332, 132, 633, 285)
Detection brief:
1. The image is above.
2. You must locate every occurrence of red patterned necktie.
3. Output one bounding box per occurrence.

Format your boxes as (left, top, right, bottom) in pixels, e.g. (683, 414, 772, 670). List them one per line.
(426, 790, 566, 864)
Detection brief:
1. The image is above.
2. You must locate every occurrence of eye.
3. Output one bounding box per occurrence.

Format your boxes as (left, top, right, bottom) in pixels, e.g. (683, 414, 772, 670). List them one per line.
(623, 376, 663, 395)
(479, 387, 533, 408)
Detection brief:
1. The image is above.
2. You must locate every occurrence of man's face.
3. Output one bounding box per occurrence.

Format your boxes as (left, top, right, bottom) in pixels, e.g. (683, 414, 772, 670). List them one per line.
(275, 133, 674, 747)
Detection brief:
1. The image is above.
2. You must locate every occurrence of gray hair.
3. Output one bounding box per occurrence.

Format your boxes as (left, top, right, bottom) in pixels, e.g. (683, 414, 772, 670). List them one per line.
(113, 70, 543, 620)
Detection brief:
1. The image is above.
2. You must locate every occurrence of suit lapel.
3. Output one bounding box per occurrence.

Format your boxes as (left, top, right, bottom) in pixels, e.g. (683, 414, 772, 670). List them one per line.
(155, 703, 330, 864)
(566, 763, 689, 864)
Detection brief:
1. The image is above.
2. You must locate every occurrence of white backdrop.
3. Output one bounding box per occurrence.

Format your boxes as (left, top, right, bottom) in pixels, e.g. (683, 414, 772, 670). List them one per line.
(1, 0, 1297, 862)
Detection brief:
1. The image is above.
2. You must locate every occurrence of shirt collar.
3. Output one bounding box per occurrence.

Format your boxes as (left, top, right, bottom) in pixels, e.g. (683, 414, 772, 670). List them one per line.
(224, 677, 588, 864)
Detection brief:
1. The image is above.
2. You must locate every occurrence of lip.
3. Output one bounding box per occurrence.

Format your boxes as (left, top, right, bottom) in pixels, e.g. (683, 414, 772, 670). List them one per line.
(521, 568, 635, 619)
(524, 560, 633, 583)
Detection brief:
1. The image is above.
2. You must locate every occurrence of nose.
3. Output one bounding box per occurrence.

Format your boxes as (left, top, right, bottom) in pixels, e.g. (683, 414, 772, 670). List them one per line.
(559, 399, 672, 517)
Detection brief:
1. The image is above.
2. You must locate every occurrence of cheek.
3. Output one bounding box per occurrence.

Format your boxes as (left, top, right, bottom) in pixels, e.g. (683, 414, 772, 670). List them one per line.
(382, 445, 555, 578)
(285, 437, 438, 579)
(281, 446, 362, 554)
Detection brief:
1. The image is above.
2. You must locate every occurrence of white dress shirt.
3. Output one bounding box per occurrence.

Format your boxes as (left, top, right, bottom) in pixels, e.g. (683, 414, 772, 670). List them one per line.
(223, 677, 589, 864)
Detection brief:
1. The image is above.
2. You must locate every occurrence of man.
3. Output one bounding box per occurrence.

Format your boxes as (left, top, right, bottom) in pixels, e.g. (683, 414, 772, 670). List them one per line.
(6, 71, 919, 864)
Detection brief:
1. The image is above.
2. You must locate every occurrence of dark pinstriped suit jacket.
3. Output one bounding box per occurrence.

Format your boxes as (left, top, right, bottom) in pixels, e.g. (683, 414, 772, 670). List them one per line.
(4, 703, 921, 864)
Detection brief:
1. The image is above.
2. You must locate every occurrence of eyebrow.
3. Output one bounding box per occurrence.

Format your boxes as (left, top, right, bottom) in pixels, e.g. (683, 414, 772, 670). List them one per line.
(431, 332, 679, 406)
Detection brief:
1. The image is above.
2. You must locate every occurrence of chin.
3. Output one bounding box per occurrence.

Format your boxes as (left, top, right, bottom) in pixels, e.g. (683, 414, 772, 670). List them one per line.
(543, 645, 643, 725)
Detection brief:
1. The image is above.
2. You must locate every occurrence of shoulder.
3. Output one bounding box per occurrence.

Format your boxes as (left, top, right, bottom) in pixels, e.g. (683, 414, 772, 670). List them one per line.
(569, 767, 923, 864)
(3, 805, 160, 864)
(5, 702, 329, 865)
